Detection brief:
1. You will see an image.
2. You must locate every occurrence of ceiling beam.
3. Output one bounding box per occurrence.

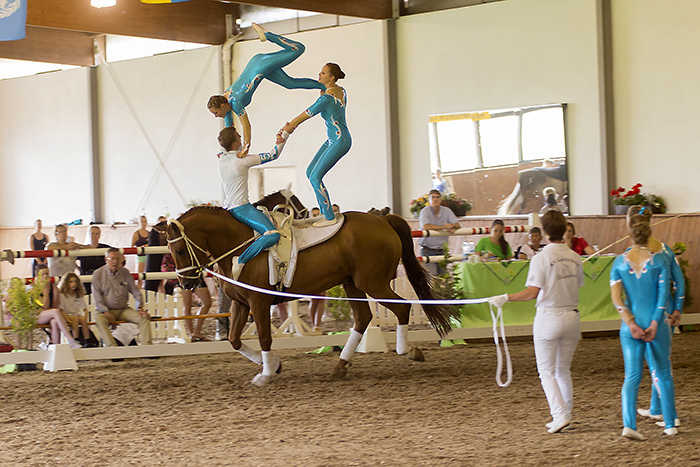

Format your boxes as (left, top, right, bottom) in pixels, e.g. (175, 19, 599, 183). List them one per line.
(236, 0, 393, 20)
(26, 0, 240, 45)
(0, 27, 96, 66)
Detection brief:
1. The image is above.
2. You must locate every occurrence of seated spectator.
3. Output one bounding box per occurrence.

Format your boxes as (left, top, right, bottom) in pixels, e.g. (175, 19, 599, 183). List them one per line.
(93, 248, 152, 347)
(36, 265, 81, 349)
(29, 219, 49, 277)
(564, 221, 595, 256)
(46, 224, 80, 278)
(476, 219, 513, 260)
(58, 272, 91, 345)
(419, 189, 460, 275)
(516, 227, 546, 259)
(310, 207, 321, 218)
(78, 225, 111, 295)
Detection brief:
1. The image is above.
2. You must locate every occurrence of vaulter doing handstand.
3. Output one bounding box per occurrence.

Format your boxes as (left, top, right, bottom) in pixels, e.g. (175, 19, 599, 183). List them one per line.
(217, 126, 289, 281)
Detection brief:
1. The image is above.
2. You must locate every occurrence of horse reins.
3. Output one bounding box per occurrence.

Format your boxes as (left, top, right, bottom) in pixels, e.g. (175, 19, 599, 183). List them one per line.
(166, 219, 257, 280)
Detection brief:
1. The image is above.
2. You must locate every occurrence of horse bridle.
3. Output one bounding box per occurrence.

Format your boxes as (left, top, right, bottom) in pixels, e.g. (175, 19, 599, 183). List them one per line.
(166, 219, 257, 281)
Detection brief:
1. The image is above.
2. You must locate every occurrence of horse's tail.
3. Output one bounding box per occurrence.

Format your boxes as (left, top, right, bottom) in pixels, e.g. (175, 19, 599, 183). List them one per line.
(384, 214, 459, 338)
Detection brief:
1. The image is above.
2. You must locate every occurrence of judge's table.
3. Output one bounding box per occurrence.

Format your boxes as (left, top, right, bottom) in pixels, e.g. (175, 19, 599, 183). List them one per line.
(453, 255, 618, 331)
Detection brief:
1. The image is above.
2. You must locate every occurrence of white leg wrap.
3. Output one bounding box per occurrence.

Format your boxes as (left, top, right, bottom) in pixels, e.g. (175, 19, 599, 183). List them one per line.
(396, 324, 409, 355)
(261, 351, 274, 376)
(340, 330, 364, 362)
(237, 343, 262, 365)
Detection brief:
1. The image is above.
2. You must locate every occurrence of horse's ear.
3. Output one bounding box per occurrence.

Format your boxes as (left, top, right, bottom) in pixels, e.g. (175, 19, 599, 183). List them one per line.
(153, 221, 168, 233)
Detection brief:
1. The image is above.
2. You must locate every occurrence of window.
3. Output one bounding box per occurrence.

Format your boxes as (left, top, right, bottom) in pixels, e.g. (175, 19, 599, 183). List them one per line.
(429, 104, 566, 173)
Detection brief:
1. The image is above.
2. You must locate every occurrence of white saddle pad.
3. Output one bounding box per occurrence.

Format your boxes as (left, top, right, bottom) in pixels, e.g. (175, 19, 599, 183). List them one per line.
(267, 213, 345, 288)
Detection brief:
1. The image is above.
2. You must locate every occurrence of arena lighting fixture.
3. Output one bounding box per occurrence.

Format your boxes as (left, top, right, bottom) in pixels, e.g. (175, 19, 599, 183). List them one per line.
(91, 0, 117, 8)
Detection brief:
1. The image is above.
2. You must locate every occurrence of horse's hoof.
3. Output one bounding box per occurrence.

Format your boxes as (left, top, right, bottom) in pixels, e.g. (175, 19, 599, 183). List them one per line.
(407, 347, 425, 362)
(332, 367, 348, 378)
(275, 358, 282, 374)
(251, 373, 273, 387)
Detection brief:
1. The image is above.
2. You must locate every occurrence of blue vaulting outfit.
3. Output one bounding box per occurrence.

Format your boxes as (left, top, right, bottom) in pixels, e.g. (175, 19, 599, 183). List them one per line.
(304, 89, 351, 221)
(218, 135, 287, 264)
(646, 242, 685, 417)
(223, 31, 325, 127)
(610, 248, 677, 430)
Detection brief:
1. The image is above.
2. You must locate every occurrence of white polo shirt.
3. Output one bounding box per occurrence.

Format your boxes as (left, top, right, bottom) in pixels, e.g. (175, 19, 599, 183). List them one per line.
(525, 243, 584, 308)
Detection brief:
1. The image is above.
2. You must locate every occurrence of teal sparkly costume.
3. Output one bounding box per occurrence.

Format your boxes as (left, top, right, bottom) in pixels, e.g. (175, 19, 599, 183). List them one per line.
(303, 89, 351, 221)
(222, 31, 324, 127)
(610, 249, 677, 430)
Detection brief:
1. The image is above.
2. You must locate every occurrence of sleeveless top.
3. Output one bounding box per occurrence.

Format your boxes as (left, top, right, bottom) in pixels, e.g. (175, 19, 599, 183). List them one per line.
(134, 231, 149, 247)
(135, 230, 149, 256)
(32, 233, 48, 251)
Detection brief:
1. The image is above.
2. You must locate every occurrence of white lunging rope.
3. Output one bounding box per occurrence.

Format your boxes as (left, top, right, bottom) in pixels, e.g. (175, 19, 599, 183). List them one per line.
(207, 267, 513, 387)
(206, 267, 486, 305)
(489, 303, 513, 387)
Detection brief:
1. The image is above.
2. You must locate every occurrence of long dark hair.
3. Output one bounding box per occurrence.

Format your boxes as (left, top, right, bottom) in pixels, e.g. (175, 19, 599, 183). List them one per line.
(492, 219, 509, 257)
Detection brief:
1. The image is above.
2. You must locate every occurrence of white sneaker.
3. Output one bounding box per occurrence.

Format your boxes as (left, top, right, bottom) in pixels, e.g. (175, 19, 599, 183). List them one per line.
(622, 427, 645, 440)
(252, 23, 268, 42)
(638, 408, 663, 420)
(656, 419, 681, 428)
(231, 256, 244, 281)
(664, 427, 678, 436)
(69, 340, 82, 350)
(313, 217, 339, 228)
(547, 418, 571, 433)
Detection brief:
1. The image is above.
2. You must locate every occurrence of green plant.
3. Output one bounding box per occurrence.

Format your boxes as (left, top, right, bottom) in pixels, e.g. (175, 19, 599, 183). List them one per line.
(326, 285, 351, 321)
(431, 243, 469, 319)
(3, 277, 45, 350)
(611, 184, 667, 213)
(409, 194, 429, 216)
(673, 242, 692, 309)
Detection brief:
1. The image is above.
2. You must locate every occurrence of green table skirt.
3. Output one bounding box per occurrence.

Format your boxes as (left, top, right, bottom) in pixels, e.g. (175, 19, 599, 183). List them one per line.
(455, 256, 617, 328)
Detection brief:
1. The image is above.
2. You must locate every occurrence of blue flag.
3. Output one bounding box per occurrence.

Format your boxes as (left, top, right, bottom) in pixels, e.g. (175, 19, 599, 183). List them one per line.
(0, 0, 27, 42)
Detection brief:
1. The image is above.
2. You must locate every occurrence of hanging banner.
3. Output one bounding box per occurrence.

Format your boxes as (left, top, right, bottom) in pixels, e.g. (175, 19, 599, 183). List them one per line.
(0, 0, 27, 42)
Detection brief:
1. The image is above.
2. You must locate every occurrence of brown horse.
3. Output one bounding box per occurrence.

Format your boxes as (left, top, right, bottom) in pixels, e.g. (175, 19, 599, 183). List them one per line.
(157, 206, 457, 386)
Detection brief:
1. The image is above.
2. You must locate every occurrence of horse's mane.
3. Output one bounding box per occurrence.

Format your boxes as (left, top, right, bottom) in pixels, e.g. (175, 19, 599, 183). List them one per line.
(255, 191, 285, 207)
(178, 204, 227, 221)
(178, 189, 305, 222)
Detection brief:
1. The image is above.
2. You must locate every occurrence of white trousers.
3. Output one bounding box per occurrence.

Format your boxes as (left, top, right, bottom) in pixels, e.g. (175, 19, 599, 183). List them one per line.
(533, 307, 581, 421)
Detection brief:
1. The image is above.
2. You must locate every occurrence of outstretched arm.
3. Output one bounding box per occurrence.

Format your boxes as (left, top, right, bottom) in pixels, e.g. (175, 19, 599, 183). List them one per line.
(238, 111, 252, 158)
(283, 113, 310, 134)
(259, 131, 290, 164)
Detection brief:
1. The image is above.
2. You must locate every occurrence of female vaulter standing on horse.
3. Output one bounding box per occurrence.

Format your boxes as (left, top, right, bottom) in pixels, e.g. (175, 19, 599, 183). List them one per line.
(284, 62, 351, 227)
(216, 126, 289, 282)
(208, 24, 324, 157)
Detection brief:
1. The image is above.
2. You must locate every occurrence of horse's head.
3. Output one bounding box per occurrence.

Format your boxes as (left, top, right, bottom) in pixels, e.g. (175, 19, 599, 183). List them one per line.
(154, 219, 209, 291)
(255, 187, 308, 219)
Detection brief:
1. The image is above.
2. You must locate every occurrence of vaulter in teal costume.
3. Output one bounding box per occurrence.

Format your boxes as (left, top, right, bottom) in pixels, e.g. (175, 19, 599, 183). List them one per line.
(644, 242, 684, 420)
(610, 247, 677, 436)
(208, 24, 324, 155)
(284, 62, 351, 227)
